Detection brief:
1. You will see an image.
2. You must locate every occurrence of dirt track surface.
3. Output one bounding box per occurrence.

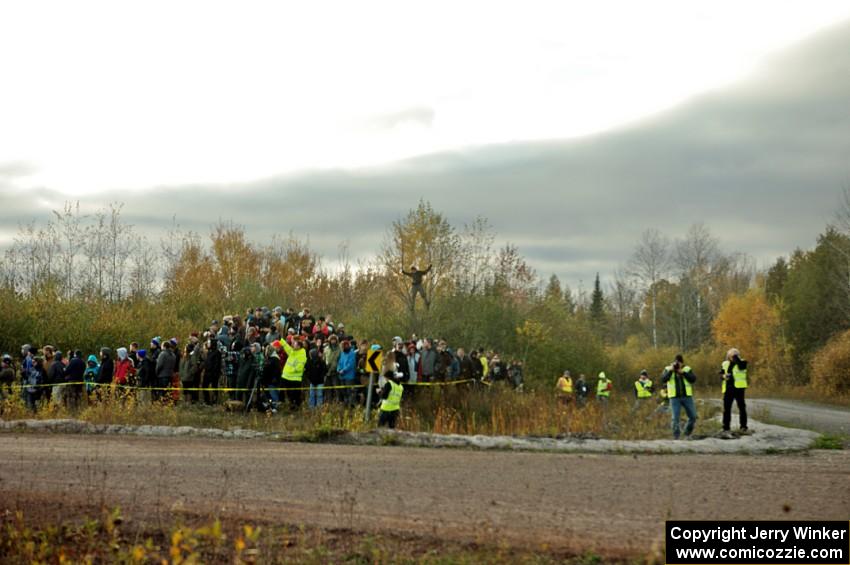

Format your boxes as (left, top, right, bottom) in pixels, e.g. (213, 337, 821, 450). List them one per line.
(1, 434, 849, 557)
(748, 398, 850, 435)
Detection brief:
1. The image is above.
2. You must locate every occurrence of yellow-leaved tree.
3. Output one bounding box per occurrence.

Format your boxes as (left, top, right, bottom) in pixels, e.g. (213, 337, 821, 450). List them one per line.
(711, 289, 791, 386)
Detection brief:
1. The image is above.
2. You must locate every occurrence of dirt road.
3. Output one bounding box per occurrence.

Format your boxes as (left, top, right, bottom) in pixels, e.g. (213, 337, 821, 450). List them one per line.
(747, 398, 850, 435)
(1, 434, 848, 557)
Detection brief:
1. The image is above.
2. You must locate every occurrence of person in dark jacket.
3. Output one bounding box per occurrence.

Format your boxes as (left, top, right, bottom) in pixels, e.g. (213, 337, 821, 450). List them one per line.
(99, 347, 114, 385)
(236, 345, 256, 404)
(456, 348, 474, 380)
(391, 340, 410, 383)
(305, 347, 328, 409)
(64, 350, 85, 409)
(419, 339, 436, 383)
(47, 351, 65, 404)
(469, 350, 483, 381)
(202, 339, 222, 405)
(434, 341, 453, 382)
(262, 343, 282, 410)
(154, 341, 176, 402)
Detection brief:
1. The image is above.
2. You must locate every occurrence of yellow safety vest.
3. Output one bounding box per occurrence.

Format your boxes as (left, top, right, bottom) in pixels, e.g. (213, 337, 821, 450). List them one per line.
(635, 379, 653, 398)
(558, 377, 573, 394)
(721, 360, 748, 393)
(596, 378, 610, 397)
(480, 356, 489, 378)
(380, 380, 403, 412)
(665, 365, 693, 398)
(281, 344, 306, 382)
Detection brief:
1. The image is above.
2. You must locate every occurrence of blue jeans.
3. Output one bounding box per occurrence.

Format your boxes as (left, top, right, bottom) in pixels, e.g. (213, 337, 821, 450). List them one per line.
(309, 384, 324, 409)
(267, 385, 279, 405)
(670, 396, 697, 438)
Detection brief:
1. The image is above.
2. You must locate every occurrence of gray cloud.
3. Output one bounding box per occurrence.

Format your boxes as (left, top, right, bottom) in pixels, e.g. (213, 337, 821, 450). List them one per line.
(2, 20, 849, 287)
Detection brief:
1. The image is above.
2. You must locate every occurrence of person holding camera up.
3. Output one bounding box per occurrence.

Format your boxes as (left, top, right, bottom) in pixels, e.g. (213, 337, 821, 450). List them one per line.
(661, 354, 697, 439)
(721, 348, 749, 435)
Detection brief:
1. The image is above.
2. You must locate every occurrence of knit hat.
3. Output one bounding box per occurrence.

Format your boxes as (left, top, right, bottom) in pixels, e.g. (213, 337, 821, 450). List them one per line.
(117, 347, 128, 361)
(151, 337, 161, 347)
(138, 349, 147, 359)
(169, 337, 178, 346)
(272, 340, 282, 349)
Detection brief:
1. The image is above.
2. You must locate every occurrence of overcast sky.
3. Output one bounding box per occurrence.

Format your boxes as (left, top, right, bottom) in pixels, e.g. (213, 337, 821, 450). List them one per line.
(2, 1, 850, 288)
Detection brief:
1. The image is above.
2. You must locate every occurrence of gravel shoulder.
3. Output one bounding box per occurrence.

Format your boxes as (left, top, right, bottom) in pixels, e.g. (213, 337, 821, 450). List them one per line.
(1, 433, 848, 558)
(0, 415, 821, 454)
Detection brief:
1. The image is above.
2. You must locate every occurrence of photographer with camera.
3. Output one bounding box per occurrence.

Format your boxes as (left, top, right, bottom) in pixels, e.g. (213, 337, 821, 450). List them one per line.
(660, 354, 697, 439)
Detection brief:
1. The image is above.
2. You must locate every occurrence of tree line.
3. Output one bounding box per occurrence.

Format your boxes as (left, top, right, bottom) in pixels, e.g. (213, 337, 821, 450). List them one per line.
(1, 196, 848, 395)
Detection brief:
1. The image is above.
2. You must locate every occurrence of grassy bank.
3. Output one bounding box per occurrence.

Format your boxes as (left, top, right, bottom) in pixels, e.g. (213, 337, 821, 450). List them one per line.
(0, 385, 720, 441)
(1, 507, 637, 564)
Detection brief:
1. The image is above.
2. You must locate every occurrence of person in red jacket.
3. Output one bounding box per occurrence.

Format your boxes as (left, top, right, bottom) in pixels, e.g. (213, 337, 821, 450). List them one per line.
(113, 347, 134, 390)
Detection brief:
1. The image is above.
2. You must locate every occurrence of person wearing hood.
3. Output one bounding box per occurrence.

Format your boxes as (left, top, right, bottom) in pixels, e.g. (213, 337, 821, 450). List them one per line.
(114, 347, 133, 387)
(305, 347, 327, 409)
(83, 354, 100, 396)
(99, 347, 114, 386)
(154, 341, 176, 402)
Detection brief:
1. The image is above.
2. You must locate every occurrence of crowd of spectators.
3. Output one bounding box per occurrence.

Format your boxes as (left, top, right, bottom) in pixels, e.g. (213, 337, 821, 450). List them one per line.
(1, 305, 526, 413)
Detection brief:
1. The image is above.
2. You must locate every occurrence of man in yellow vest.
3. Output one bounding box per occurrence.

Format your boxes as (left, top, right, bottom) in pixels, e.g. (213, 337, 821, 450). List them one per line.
(632, 370, 653, 412)
(596, 371, 612, 405)
(660, 355, 697, 439)
(556, 370, 573, 405)
(280, 336, 307, 410)
(721, 348, 748, 433)
(378, 370, 404, 428)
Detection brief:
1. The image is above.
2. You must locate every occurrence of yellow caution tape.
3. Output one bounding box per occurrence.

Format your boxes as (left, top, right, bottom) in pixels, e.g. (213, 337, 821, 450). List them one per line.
(5, 378, 476, 393)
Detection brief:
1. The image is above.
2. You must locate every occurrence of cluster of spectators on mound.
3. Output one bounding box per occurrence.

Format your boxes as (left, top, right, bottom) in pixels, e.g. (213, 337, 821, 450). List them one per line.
(1, 306, 525, 413)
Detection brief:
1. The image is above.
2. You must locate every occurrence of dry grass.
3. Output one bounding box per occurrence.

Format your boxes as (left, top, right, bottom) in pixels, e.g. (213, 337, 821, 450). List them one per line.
(748, 384, 850, 408)
(0, 507, 632, 564)
(0, 384, 720, 441)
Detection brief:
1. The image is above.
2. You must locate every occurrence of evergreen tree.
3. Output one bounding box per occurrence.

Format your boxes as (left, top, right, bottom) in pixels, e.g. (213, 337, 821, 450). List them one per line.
(590, 273, 606, 330)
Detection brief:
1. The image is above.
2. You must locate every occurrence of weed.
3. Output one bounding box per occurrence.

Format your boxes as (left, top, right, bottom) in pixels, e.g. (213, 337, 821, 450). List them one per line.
(812, 434, 845, 450)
